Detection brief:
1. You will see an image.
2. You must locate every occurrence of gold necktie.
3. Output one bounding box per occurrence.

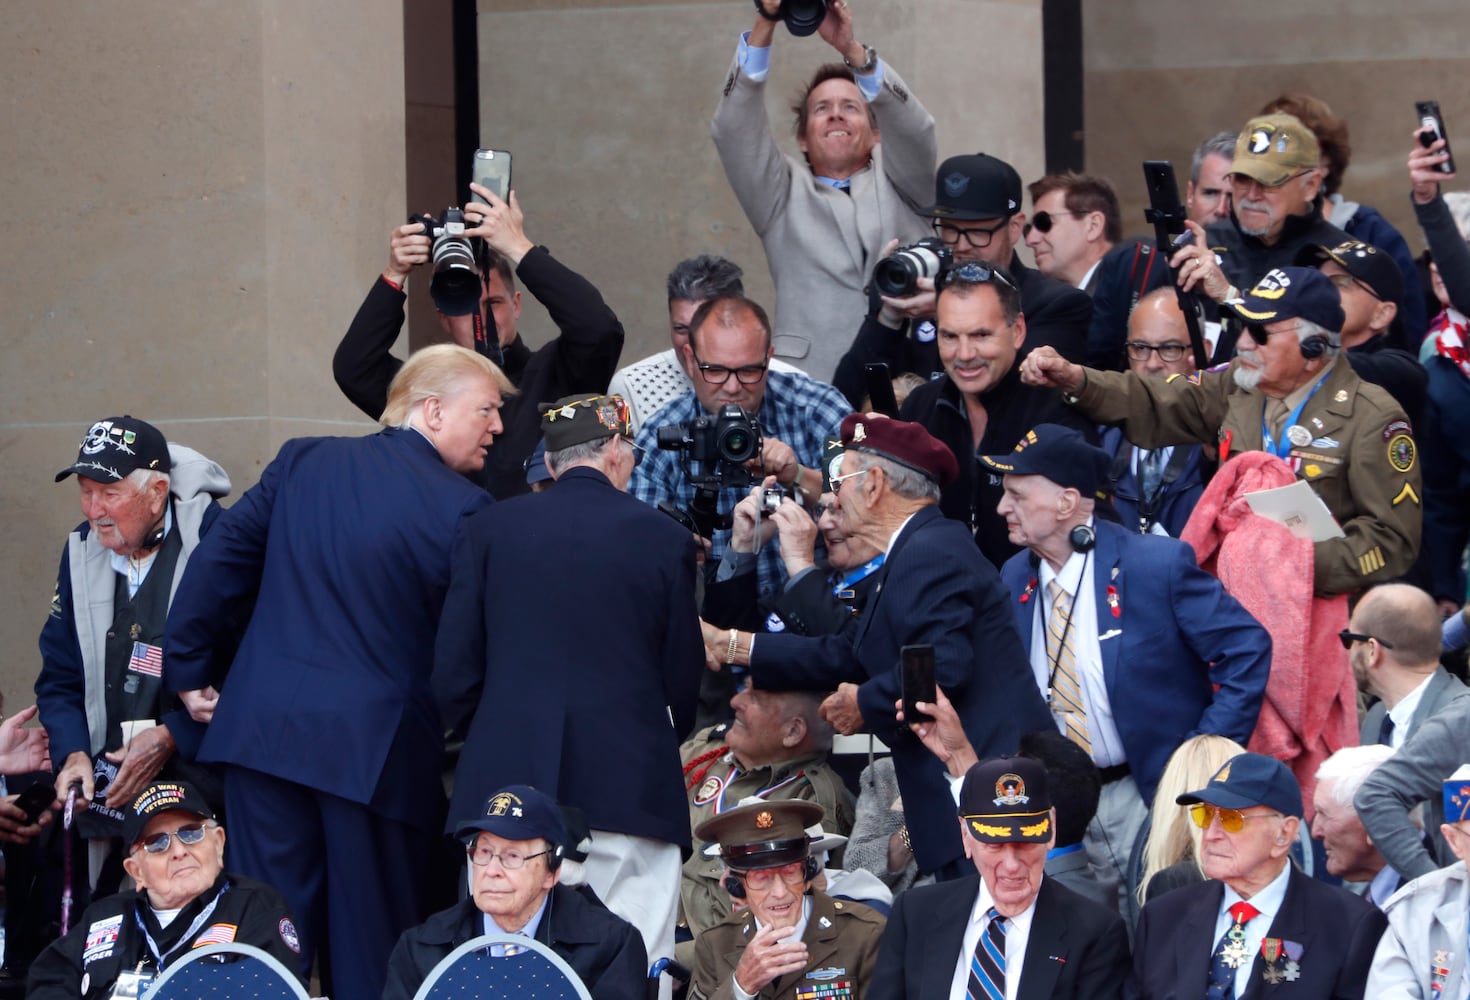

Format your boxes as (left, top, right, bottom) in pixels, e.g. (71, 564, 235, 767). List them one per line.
(1047, 580, 1092, 754)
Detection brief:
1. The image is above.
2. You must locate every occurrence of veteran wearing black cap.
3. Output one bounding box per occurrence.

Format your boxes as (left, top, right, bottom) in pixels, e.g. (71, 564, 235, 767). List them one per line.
(1022, 265, 1422, 595)
(27, 780, 304, 1000)
(687, 801, 884, 1000)
(1131, 753, 1385, 1000)
(383, 785, 646, 1000)
(437, 393, 704, 979)
(707, 415, 1052, 882)
(870, 756, 1129, 1000)
(36, 416, 232, 873)
(983, 423, 1270, 912)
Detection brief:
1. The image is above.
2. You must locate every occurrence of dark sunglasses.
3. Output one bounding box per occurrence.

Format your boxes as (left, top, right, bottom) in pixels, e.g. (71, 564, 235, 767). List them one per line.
(1339, 629, 1394, 651)
(138, 822, 211, 855)
(1023, 210, 1083, 236)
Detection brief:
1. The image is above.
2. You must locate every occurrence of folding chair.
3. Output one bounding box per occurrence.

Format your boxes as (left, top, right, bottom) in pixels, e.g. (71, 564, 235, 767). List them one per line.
(142, 942, 310, 999)
(412, 933, 594, 1000)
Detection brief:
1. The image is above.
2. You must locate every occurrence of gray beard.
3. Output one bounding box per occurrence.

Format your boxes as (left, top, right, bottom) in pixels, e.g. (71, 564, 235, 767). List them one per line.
(1232, 364, 1262, 391)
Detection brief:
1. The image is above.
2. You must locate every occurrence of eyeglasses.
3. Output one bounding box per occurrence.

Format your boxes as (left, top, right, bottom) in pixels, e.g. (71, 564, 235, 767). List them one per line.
(1125, 341, 1189, 362)
(1023, 210, 1084, 236)
(466, 844, 554, 869)
(1325, 272, 1381, 301)
(693, 353, 768, 386)
(1188, 803, 1283, 833)
(1338, 629, 1395, 651)
(933, 218, 1008, 249)
(829, 468, 870, 496)
(937, 261, 1019, 294)
(138, 822, 212, 855)
(734, 861, 809, 890)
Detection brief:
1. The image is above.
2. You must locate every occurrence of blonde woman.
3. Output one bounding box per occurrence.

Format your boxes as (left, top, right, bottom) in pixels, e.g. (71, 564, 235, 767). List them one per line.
(1135, 734, 1247, 908)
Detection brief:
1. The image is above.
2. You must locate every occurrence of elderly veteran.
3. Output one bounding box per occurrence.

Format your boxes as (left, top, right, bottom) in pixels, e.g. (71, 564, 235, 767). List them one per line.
(1366, 766, 1470, 997)
(1022, 266, 1421, 596)
(384, 785, 647, 1000)
(27, 780, 303, 1000)
(688, 800, 885, 1000)
(1130, 753, 1385, 1000)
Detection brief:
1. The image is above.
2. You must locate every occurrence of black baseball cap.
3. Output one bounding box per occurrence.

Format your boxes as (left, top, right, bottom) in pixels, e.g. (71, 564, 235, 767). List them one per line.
(979, 424, 1110, 497)
(925, 153, 1023, 221)
(959, 757, 1054, 844)
(1296, 240, 1405, 306)
(1176, 752, 1303, 818)
(121, 781, 216, 848)
(56, 416, 171, 484)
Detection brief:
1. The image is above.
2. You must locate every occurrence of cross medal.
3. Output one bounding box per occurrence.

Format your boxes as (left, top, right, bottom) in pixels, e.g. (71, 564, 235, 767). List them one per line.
(1220, 932, 1252, 970)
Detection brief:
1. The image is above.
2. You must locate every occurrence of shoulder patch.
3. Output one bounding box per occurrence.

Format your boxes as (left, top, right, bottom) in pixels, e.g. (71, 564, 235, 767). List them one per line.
(1382, 419, 1412, 442)
(1387, 434, 1416, 473)
(1392, 482, 1420, 507)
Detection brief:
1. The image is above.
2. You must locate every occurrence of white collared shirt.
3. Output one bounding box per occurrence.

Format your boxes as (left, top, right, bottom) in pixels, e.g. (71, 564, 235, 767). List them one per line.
(1386, 673, 1435, 748)
(1077, 259, 1102, 291)
(947, 879, 1037, 1000)
(1028, 535, 1126, 768)
(109, 505, 174, 598)
(1213, 861, 1292, 999)
(732, 898, 813, 1000)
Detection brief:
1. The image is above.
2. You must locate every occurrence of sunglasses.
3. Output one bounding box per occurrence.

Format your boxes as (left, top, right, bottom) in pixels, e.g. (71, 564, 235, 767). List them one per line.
(735, 860, 809, 890)
(1023, 210, 1083, 236)
(138, 822, 211, 855)
(1188, 803, 1282, 833)
(937, 261, 1020, 293)
(1241, 322, 1301, 346)
(1338, 629, 1394, 651)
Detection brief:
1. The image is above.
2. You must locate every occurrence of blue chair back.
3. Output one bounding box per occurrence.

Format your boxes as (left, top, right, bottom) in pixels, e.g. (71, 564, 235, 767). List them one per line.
(412, 933, 594, 1000)
(142, 942, 310, 1000)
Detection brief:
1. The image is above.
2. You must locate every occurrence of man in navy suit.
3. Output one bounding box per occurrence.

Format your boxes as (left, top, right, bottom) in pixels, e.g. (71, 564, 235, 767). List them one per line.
(870, 755, 1129, 1000)
(163, 345, 506, 1000)
(707, 414, 1053, 880)
(434, 392, 704, 979)
(982, 423, 1270, 908)
(1130, 753, 1385, 1000)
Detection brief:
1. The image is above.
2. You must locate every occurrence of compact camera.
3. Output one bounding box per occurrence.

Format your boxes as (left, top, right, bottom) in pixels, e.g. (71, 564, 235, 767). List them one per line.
(761, 486, 793, 515)
(872, 238, 952, 298)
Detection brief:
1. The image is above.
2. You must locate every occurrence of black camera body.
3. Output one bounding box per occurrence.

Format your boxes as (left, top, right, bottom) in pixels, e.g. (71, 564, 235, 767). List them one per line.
(410, 207, 481, 316)
(656, 404, 763, 488)
(873, 238, 952, 298)
(758, 0, 828, 36)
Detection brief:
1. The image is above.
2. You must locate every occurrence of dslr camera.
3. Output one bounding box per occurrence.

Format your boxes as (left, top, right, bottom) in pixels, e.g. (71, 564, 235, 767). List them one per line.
(872, 237, 952, 298)
(655, 404, 765, 537)
(761, 0, 828, 37)
(409, 207, 481, 316)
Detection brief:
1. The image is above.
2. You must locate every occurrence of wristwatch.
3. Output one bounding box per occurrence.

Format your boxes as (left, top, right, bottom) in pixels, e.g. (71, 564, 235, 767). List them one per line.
(844, 44, 878, 74)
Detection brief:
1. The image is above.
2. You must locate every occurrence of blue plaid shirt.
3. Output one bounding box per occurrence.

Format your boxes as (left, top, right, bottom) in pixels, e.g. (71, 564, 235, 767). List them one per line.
(630, 370, 852, 594)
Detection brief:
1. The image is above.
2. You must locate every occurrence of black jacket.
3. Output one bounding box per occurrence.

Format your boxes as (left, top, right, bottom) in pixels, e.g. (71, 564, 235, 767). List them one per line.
(332, 246, 624, 498)
(899, 364, 1094, 569)
(381, 886, 647, 1000)
(833, 255, 1093, 409)
(1347, 338, 1429, 428)
(703, 558, 881, 636)
(27, 873, 304, 1000)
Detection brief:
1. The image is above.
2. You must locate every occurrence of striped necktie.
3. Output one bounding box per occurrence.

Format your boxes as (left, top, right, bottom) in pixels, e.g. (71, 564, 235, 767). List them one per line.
(1047, 580, 1092, 754)
(966, 907, 1006, 1000)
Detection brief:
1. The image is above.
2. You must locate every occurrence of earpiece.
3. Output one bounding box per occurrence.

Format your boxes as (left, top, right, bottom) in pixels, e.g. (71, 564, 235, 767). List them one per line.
(546, 842, 564, 872)
(1299, 336, 1327, 360)
(723, 875, 746, 899)
(1069, 524, 1095, 553)
(803, 856, 821, 882)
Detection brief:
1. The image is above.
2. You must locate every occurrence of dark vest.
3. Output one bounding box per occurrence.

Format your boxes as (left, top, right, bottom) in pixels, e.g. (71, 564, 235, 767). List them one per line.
(101, 521, 183, 750)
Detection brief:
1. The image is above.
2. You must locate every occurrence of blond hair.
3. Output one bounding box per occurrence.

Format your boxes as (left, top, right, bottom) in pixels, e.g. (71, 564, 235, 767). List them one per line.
(1136, 734, 1247, 907)
(379, 344, 515, 428)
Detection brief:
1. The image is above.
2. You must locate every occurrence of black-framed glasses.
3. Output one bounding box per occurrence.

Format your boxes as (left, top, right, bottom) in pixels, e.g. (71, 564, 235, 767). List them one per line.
(1125, 341, 1189, 362)
(932, 218, 1008, 249)
(693, 353, 768, 385)
(138, 822, 211, 855)
(1324, 272, 1382, 301)
(937, 261, 1019, 294)
(1023, 210, 1084, 236)
(734, 861, 809, 890)
(1339, 629, 1395, 651)
(466, 844, 554, 869)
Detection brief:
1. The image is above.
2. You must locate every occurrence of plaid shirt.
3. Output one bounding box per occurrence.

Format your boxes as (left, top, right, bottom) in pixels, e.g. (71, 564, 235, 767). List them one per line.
(630, 370, 852, 594)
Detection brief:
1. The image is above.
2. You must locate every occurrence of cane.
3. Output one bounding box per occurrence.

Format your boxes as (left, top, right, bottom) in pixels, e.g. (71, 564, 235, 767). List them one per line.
(60, 782, 80, 936)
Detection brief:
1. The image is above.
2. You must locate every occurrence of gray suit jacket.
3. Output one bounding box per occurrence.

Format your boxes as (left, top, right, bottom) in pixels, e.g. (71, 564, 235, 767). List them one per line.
(1359, 667, 1468, 747)
(1355, 675, 1470, 880)
(711, 50, 935, 382)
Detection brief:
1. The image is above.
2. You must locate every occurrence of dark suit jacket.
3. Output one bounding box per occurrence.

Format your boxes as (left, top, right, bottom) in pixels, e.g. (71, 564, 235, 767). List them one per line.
(164, 429, 492, 832)
(1359, 666, 1469, 746)
(869, 874, 1130, 1000)
(434, 466, 703, 849)
(749, 505, 1053, 874)
(999, 520, 1270, 803)
(1098, 427, 1207, 539)
(1129, 868, 1386, 1000)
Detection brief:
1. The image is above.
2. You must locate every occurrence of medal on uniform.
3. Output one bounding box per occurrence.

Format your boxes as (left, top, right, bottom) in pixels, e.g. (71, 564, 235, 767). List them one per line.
(1287, 424, 1312, 448)
(1263, 965, 1284, 985)
(1281, 940, 1303, 982)
(1220, 936, 1251, 969)
(1282, 961, 1300, 982)
(693, 775, 722, 806)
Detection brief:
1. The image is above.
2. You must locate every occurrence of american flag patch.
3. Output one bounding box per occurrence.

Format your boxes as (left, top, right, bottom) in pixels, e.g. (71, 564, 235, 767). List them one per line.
(193, 924, 238, 947)
(128, 641, 163, 677)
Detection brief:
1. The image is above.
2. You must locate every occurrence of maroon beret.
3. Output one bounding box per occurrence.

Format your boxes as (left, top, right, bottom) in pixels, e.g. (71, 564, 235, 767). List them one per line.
(840, 414, 958, 489)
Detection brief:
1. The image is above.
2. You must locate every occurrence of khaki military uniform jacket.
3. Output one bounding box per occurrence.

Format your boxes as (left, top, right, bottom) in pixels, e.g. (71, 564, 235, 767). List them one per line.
(680, 725, 855, 939)
(688, 892, 885, 1000)
(1074, 355, 1421, 595)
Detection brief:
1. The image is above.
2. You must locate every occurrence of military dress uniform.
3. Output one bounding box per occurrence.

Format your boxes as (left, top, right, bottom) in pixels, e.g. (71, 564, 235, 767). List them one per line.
(1073, 354, 1420, 595)
(679, 724, 855, 940)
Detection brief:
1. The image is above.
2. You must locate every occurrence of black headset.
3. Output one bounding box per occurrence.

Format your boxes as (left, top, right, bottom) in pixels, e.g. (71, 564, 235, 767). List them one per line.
(545, 841, 565, 872)
(1069, 523, 1095, 553)
(1299, 335, 1328, 360)
(722, 856, 820, 899)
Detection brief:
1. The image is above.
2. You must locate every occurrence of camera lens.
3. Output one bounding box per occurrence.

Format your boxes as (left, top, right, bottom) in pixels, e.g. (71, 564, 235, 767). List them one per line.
(782, 0, 828, 36)
(873, 257, 921, 298)
(724, 429, 751, 458)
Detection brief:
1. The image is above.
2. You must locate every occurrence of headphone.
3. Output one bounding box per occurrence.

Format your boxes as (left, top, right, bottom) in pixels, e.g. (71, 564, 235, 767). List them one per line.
(545, 842, 565, 872)
(1299, 335, 1328, 360)
(1069, 524, 1095, 553)
(141, 520, 167, 551)
(722, 856, 820, 899)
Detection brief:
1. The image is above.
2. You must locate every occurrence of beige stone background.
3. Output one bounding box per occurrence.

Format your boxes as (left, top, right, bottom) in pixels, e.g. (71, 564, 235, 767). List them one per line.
(1, 0, 1466, 708)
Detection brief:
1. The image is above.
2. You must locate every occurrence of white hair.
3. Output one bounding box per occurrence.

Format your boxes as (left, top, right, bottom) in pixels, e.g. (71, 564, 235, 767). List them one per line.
(1315, 744, 1396, 807)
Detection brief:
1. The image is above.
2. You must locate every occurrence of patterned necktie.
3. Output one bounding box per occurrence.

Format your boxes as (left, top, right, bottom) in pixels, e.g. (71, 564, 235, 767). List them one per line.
(1046, 581, 1092, 754)
(1206, 901, 1260, 1000)
(1139, 447, 1168, 501)
(966, 907, 1006, 1000)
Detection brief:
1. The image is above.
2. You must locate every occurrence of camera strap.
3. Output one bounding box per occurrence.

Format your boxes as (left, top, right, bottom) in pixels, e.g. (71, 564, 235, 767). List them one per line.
(472, 310, 504, 367)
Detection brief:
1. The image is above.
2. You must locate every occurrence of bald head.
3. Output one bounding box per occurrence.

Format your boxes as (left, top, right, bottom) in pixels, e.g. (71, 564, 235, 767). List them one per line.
(1352, 584, 1442, 669)
(1126, 288, 1202, 379)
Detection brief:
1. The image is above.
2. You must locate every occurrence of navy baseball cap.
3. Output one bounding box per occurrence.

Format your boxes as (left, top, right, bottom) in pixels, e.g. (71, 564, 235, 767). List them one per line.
(978, 424, 1110, 497)
(959, 756, 1054, 844)
(925, 153, 1023, 221)
(121, 781, 216, 848)
(455, 785, 568, 847)
(1176, 752, 1303, 818)
(1222, 267, 1345, 333)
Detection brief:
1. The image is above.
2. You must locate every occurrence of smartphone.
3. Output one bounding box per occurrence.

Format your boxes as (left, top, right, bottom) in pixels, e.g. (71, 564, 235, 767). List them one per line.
(1142, 160, 1186, 239)
(864, 363, 900, 418)
(901, 644, 937, 722)
(470, 148, 513, 203)
(1416, 101, 1456, 175)
(14, 781, 56, 824)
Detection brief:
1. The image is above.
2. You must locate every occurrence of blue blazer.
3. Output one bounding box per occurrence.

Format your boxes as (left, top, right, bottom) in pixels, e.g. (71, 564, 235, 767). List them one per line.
(750, 505, 1053, 875)
(1098, 426, 1206, 538)
(434, 466, 703, 850)
(164, 429, 492, 832)
(998, 520, 1271, 802)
